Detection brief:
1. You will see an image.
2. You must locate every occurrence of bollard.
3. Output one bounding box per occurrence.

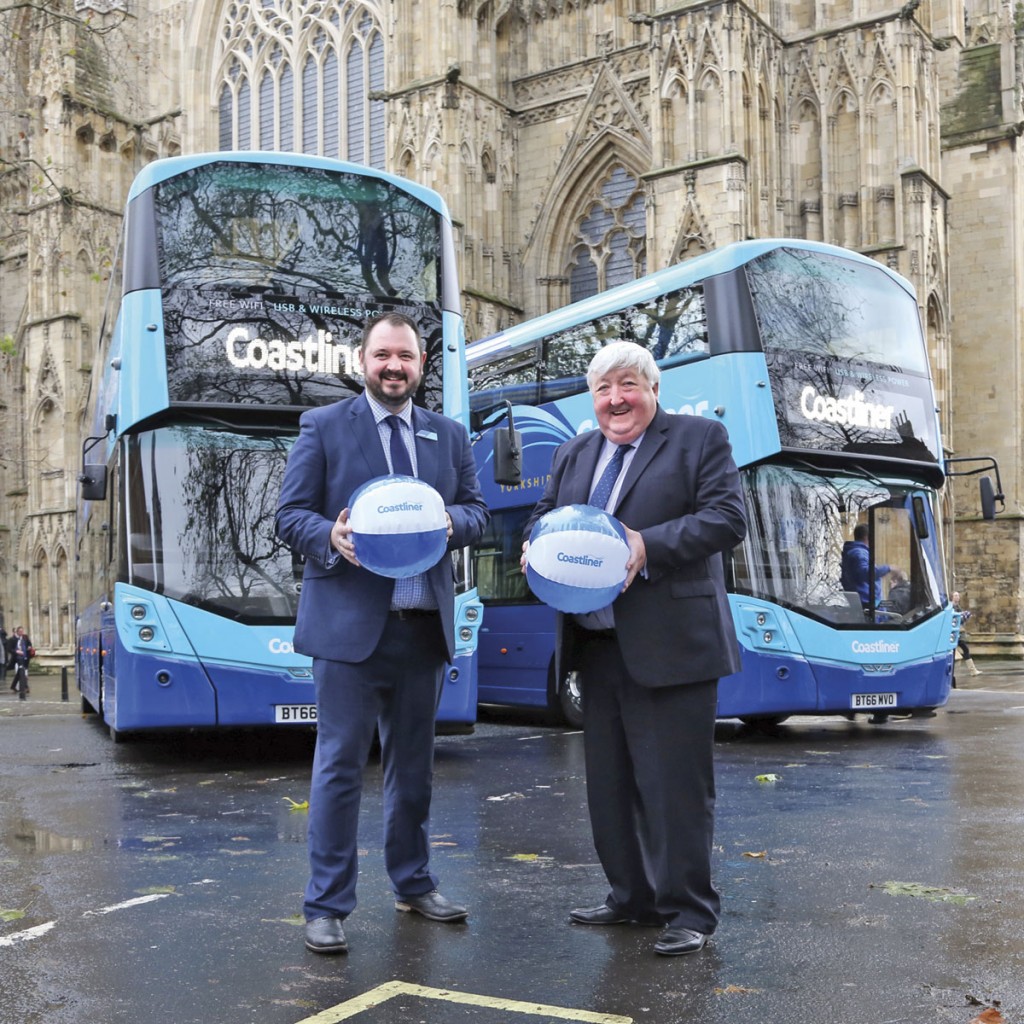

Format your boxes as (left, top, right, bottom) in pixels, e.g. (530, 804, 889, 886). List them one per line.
(61, 665, 69, 701)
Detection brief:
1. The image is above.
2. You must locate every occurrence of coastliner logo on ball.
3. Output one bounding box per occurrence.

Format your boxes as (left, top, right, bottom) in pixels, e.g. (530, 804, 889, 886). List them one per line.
(348, 475, 448, 579)
(526, 504, 630, 614)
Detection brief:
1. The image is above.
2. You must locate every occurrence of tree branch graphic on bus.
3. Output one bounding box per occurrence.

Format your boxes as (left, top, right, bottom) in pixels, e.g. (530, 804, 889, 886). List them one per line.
(154, 163, 445, 410)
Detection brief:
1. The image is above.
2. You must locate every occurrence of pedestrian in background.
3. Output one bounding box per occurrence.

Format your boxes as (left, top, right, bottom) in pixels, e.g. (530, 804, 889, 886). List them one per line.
(8, 626, 33, 700)
(523, 340, 746, 956)
(952, 591, 980, 678)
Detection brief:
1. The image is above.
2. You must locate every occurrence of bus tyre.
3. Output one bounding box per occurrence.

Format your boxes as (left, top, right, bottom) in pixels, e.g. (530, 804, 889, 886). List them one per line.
(559, 669, 584, 729)
(739, 714, 789, 730)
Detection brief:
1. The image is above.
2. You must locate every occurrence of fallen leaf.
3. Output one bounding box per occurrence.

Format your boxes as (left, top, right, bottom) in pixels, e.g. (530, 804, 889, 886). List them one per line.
(714, 984, 760, 995)
(742, 850, 767, 859)
(874, 880, 976, 905)
(968, 1009, 1005, 1024)
(0, 908, 26, 922)
(282, 797, 309, 812)
(755, 773, 781, 783)
(260, 914, 305, 927)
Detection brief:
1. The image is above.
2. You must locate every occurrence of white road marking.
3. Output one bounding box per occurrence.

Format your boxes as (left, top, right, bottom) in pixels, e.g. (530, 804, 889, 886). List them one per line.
(0, 921, 57, 947)
(83, 894, 172, 916)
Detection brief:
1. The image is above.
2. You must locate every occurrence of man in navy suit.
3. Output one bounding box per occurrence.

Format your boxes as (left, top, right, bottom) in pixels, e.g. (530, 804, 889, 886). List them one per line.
(524, 341, 746, 956)
(276, 312, 488, 955)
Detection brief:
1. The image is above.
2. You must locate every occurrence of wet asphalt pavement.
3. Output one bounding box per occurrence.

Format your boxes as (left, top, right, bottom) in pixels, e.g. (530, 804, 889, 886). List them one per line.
(1, 665, 1022, 1024)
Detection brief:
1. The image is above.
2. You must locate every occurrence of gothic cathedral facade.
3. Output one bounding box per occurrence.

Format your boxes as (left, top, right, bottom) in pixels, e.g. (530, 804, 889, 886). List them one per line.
(1, 0, 1022, 658)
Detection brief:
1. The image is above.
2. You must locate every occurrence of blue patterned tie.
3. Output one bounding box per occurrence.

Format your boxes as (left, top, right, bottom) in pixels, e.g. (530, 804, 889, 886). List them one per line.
(386, 415, 414, 476)
(588, 444, 631, 511)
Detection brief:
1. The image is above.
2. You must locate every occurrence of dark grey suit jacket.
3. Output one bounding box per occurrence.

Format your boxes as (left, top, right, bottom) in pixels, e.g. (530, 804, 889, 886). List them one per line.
(526, 406, 746, 686)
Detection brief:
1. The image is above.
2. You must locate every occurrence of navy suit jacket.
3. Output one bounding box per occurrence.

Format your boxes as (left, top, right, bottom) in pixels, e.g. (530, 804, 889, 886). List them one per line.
(526, 407, 746, 687)
(276, 394, 488, 665)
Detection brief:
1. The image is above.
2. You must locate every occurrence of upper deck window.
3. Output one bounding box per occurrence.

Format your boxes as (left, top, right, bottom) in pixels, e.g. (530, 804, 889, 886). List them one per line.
(467, 286, 706, 426)
(745, 247, 939, 465)
(745, 247, 927, 374)
(153, 162, 441, 304)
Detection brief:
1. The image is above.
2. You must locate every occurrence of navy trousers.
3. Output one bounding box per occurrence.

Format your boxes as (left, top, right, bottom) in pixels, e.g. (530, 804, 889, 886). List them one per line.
(304, 614, 444, 921)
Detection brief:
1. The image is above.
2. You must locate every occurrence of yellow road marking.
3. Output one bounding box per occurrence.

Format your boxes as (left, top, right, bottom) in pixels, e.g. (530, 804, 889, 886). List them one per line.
(294, 980, 633, 1023)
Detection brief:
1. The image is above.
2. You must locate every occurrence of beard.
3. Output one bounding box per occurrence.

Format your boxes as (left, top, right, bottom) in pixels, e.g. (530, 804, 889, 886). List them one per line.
(364, 370, 419, 409)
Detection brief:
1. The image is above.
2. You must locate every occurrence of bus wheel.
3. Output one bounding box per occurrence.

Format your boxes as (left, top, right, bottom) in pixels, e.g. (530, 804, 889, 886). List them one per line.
(739, 714, 789, 729)
(559, 670, 584, 729)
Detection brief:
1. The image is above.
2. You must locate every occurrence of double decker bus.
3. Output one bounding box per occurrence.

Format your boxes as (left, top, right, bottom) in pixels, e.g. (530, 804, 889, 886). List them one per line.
(467, 239, 966, 728)
(76, 152, 481, 738)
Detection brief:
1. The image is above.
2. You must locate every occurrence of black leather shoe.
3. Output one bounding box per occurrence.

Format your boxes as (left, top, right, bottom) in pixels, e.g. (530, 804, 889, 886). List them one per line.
(569, 903, 630, 925)
(395, 890, 468, 922)
(654, 927, 707, 956)
(304, 916, 348, 954)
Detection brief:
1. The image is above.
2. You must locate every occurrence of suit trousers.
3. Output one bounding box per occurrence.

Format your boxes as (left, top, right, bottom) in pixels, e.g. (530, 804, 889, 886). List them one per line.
(304, 613, 445, 921)
(577, 631, 721, 933)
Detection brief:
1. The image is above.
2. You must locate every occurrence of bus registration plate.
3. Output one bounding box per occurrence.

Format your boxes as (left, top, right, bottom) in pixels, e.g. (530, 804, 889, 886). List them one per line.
(851, 692, 897, 710)
(275, 704, 318, 723)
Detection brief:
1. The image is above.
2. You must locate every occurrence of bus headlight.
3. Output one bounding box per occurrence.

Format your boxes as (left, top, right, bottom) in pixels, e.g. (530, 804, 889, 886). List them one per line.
(464, 606, 480, 622)
(138, 626, 155, 642)
(130, 604, 147, 620)
(458, 626, 474, 642)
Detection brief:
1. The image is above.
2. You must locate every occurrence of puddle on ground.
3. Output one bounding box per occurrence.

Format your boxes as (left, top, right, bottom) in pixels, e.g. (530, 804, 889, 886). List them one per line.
(10, 820, 93, 854)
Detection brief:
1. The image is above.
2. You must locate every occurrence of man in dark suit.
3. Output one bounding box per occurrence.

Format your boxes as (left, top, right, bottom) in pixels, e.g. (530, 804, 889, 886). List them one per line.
(276, 312, 488, 955)
(524, 341, 746, 956)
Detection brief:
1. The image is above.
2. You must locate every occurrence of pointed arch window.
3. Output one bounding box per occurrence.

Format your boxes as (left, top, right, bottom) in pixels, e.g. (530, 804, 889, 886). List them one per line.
(215, 1, 386, 168)
(568, 165, 646, 303)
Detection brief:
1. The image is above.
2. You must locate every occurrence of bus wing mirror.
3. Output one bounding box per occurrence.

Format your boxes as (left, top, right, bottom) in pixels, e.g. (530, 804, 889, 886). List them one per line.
(980, 476, 998, 520)
(945, 456, 1005, 520)
(79, 465, 108, 502)
(492, 400, 522, 486)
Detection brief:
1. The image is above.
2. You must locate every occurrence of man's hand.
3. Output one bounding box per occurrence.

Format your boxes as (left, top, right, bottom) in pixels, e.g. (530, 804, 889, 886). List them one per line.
(331, 508, 361, 566)
(622, 525, 646, 590)
(520, 539, 529, 574)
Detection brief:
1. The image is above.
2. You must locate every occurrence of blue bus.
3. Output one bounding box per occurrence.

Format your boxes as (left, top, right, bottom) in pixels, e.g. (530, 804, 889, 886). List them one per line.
(467, 239, 963, 728)
(75, 152, 481, 738)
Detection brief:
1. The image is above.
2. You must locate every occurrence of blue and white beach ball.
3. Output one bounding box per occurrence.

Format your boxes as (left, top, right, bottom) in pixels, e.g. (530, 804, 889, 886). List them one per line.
(349, 475, 448, 578)
(525, 504, 630, 614)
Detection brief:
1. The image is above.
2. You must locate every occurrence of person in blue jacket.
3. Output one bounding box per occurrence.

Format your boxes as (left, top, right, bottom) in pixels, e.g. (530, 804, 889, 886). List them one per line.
(840, 523, 891, 608)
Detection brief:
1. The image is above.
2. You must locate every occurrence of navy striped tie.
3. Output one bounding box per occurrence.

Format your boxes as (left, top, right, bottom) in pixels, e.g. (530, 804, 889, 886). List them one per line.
(386, 415, 414, 476)
(589, 444, 630, 510)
